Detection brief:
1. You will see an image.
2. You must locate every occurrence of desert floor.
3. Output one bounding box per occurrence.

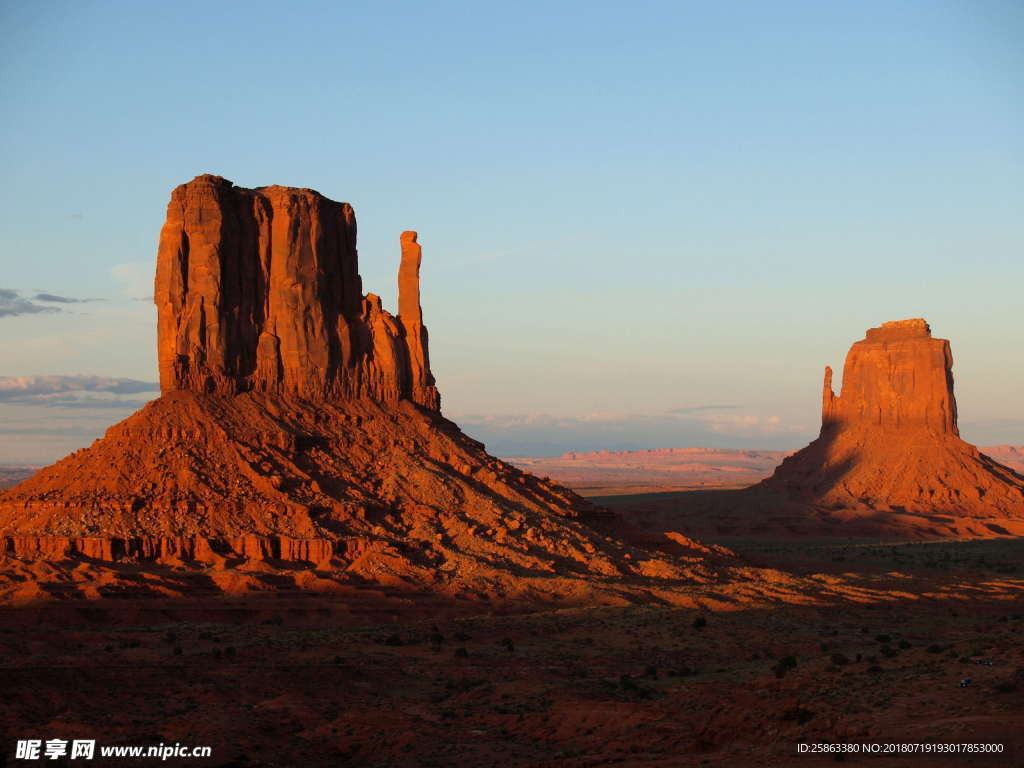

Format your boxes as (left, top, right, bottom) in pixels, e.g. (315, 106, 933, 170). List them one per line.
(3, 522, 1022, 767)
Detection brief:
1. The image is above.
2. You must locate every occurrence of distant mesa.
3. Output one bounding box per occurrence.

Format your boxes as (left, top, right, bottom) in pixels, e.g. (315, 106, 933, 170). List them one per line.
(761, 318, 1024, 518)
(984, 445, 1024, 475)
(0, 174, 714, 602)
(512, 448, 793, 490)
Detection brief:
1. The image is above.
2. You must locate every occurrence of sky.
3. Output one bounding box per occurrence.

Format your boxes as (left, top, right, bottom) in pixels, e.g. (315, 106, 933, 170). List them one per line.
(1, 0, 1021, 462)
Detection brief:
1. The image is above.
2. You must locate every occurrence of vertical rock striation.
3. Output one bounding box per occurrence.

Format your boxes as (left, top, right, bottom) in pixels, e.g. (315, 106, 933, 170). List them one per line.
(156, 174, 438, 408)
(819, 319, 956, 436)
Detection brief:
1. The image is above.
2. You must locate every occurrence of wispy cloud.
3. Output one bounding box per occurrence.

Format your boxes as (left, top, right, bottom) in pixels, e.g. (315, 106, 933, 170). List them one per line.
(1, 289, 105, 317)
(0, 289, 62, 318)
(668, 405, 739, 414)
(6, 395, 156, 410)
(0, 375, 159, 407)
(33, 292, 103, 305)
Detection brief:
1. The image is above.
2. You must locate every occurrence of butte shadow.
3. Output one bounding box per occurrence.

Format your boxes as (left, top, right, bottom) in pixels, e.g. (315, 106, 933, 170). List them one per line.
(0, 174, 736, 606)
(606, 319, 1024, 543)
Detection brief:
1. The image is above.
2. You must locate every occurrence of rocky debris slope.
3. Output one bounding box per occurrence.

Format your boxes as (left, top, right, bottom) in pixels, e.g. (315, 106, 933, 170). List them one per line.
(761, 319, 1024, 518)
(1, 392, 712, 597)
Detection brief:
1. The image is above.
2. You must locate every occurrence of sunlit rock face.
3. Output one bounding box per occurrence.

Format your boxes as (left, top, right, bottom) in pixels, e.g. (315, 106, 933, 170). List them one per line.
(820, 319, 956, 436)
(762, 319, 1024, 517)
(156, 174, 438, 410)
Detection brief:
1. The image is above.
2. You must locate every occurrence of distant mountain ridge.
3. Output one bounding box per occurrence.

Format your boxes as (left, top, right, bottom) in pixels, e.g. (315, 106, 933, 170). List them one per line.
(982, 445, 1024, 474)
(508, 448, 794, 488)
(0, 466, 41, 491)
(508, 444, 1024, 490)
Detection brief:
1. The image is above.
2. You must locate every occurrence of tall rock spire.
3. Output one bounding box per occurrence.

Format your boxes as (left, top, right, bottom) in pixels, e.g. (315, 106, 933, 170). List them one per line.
(397, 231, 439, 411)
(398, 231, 423, 325)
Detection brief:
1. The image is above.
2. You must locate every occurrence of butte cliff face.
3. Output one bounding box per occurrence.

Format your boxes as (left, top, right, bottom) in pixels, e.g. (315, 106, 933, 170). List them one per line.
(156, 175, 438, 409)
(762, 319, 1024, 520)
(0, 175, 717, 601)
(820, 319, 957, 437)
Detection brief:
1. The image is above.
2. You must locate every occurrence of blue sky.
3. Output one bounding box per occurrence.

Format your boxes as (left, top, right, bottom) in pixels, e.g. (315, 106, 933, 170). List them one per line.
(1, 0, 1021, 461)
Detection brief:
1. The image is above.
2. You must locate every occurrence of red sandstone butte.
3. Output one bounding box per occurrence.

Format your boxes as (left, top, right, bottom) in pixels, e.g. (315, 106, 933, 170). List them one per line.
(0, 175, 715, 599)
(155, 175, 438, 409)
(762, 319, 1024, 517)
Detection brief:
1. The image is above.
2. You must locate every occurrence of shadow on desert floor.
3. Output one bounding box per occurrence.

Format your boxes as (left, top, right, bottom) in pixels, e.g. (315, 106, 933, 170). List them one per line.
(1, 587, 1022, 767)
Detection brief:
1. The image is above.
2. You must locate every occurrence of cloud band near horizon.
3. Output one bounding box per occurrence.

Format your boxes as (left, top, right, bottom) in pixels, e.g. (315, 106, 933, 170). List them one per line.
(0, 375, 159, 406)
